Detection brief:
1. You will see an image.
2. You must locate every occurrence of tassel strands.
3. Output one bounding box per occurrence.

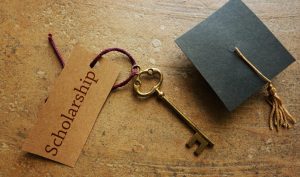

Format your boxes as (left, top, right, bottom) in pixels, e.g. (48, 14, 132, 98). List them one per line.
(234, 47, 296, 131)
(266, 83, 296, 131)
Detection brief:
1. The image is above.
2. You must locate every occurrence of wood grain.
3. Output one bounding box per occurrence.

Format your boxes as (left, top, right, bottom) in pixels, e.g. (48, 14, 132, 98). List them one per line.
(0, 0, 299, 176)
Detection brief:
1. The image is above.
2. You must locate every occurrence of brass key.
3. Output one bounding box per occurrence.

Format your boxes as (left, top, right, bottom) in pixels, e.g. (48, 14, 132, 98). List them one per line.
(133, 68, 214, 156)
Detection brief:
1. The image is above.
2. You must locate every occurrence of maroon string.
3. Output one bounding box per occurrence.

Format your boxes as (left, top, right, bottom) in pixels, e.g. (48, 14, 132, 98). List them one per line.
(48, 33, 139, 90)
(48, 34, 65, 67)
(90, 48, 140, 90)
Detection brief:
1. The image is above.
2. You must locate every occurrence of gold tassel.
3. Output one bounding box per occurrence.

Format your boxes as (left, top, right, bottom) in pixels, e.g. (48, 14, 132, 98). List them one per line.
(266, 83, 296, 131)
(234, 47, 296, 131)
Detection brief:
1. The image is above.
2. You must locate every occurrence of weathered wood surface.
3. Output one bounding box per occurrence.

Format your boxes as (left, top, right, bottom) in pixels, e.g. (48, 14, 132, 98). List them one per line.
(0, 0, 299, 176)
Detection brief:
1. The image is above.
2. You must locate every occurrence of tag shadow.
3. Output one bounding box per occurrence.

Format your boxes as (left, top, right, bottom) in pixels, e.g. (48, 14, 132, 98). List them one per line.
(22, 152, 70, 167)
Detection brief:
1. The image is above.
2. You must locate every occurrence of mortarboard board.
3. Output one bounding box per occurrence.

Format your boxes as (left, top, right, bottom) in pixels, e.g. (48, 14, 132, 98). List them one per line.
(175, 0, 296, 130)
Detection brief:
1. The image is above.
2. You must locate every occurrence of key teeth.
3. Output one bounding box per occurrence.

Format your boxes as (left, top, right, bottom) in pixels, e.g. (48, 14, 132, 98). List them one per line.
(194, 151, 200, 156)
(186, 133, 210, 156)
(185, 143, 192, 148)
(186, 135, 198, 149)
(194, 141, 208, 156)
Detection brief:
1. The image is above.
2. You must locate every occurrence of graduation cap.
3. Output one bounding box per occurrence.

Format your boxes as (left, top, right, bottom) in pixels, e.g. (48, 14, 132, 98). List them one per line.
(175, 0, 296, 130)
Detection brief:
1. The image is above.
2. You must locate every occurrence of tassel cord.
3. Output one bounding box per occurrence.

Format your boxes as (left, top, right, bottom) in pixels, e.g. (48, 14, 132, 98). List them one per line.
(234, 47, 296, 131)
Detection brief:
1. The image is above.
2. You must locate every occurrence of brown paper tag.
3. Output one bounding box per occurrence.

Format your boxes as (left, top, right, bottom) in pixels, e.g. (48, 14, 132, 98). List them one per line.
(22, 45, 119, 167)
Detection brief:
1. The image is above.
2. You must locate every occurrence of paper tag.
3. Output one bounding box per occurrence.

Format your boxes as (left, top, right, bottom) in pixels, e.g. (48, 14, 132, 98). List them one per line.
(22, 45, 119, 167)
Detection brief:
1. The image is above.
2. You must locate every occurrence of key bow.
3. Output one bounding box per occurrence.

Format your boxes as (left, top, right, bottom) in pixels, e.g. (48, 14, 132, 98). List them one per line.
(134, 68, 163, 97)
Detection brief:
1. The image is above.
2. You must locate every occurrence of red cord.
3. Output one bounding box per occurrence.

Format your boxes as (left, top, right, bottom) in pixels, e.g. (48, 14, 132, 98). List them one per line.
(48, 34, 65, 67)
(48, 33, 139, 90)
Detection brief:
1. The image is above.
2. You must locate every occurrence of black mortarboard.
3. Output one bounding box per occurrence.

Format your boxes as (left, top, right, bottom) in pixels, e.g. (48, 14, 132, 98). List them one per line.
(175, 0, 296, 130)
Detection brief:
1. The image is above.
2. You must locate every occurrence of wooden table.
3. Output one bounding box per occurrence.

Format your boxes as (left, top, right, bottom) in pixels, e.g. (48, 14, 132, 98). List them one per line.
(0, 0, 299, 176)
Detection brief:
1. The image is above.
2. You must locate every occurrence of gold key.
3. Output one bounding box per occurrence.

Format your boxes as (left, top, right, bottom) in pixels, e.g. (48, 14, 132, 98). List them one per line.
(133, 68, 214, 156)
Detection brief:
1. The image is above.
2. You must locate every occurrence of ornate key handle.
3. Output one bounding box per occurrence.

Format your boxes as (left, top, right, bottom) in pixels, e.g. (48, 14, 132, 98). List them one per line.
(133, 68, 163, 97)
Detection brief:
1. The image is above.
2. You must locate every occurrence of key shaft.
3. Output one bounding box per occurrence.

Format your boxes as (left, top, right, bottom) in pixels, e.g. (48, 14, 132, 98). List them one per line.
(133, 67, 214, 155)
(156, 89, 214, 146)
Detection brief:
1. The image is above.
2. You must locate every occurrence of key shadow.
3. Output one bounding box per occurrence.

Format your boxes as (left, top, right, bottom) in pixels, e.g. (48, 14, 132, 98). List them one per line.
(171, 58, 236, 124)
